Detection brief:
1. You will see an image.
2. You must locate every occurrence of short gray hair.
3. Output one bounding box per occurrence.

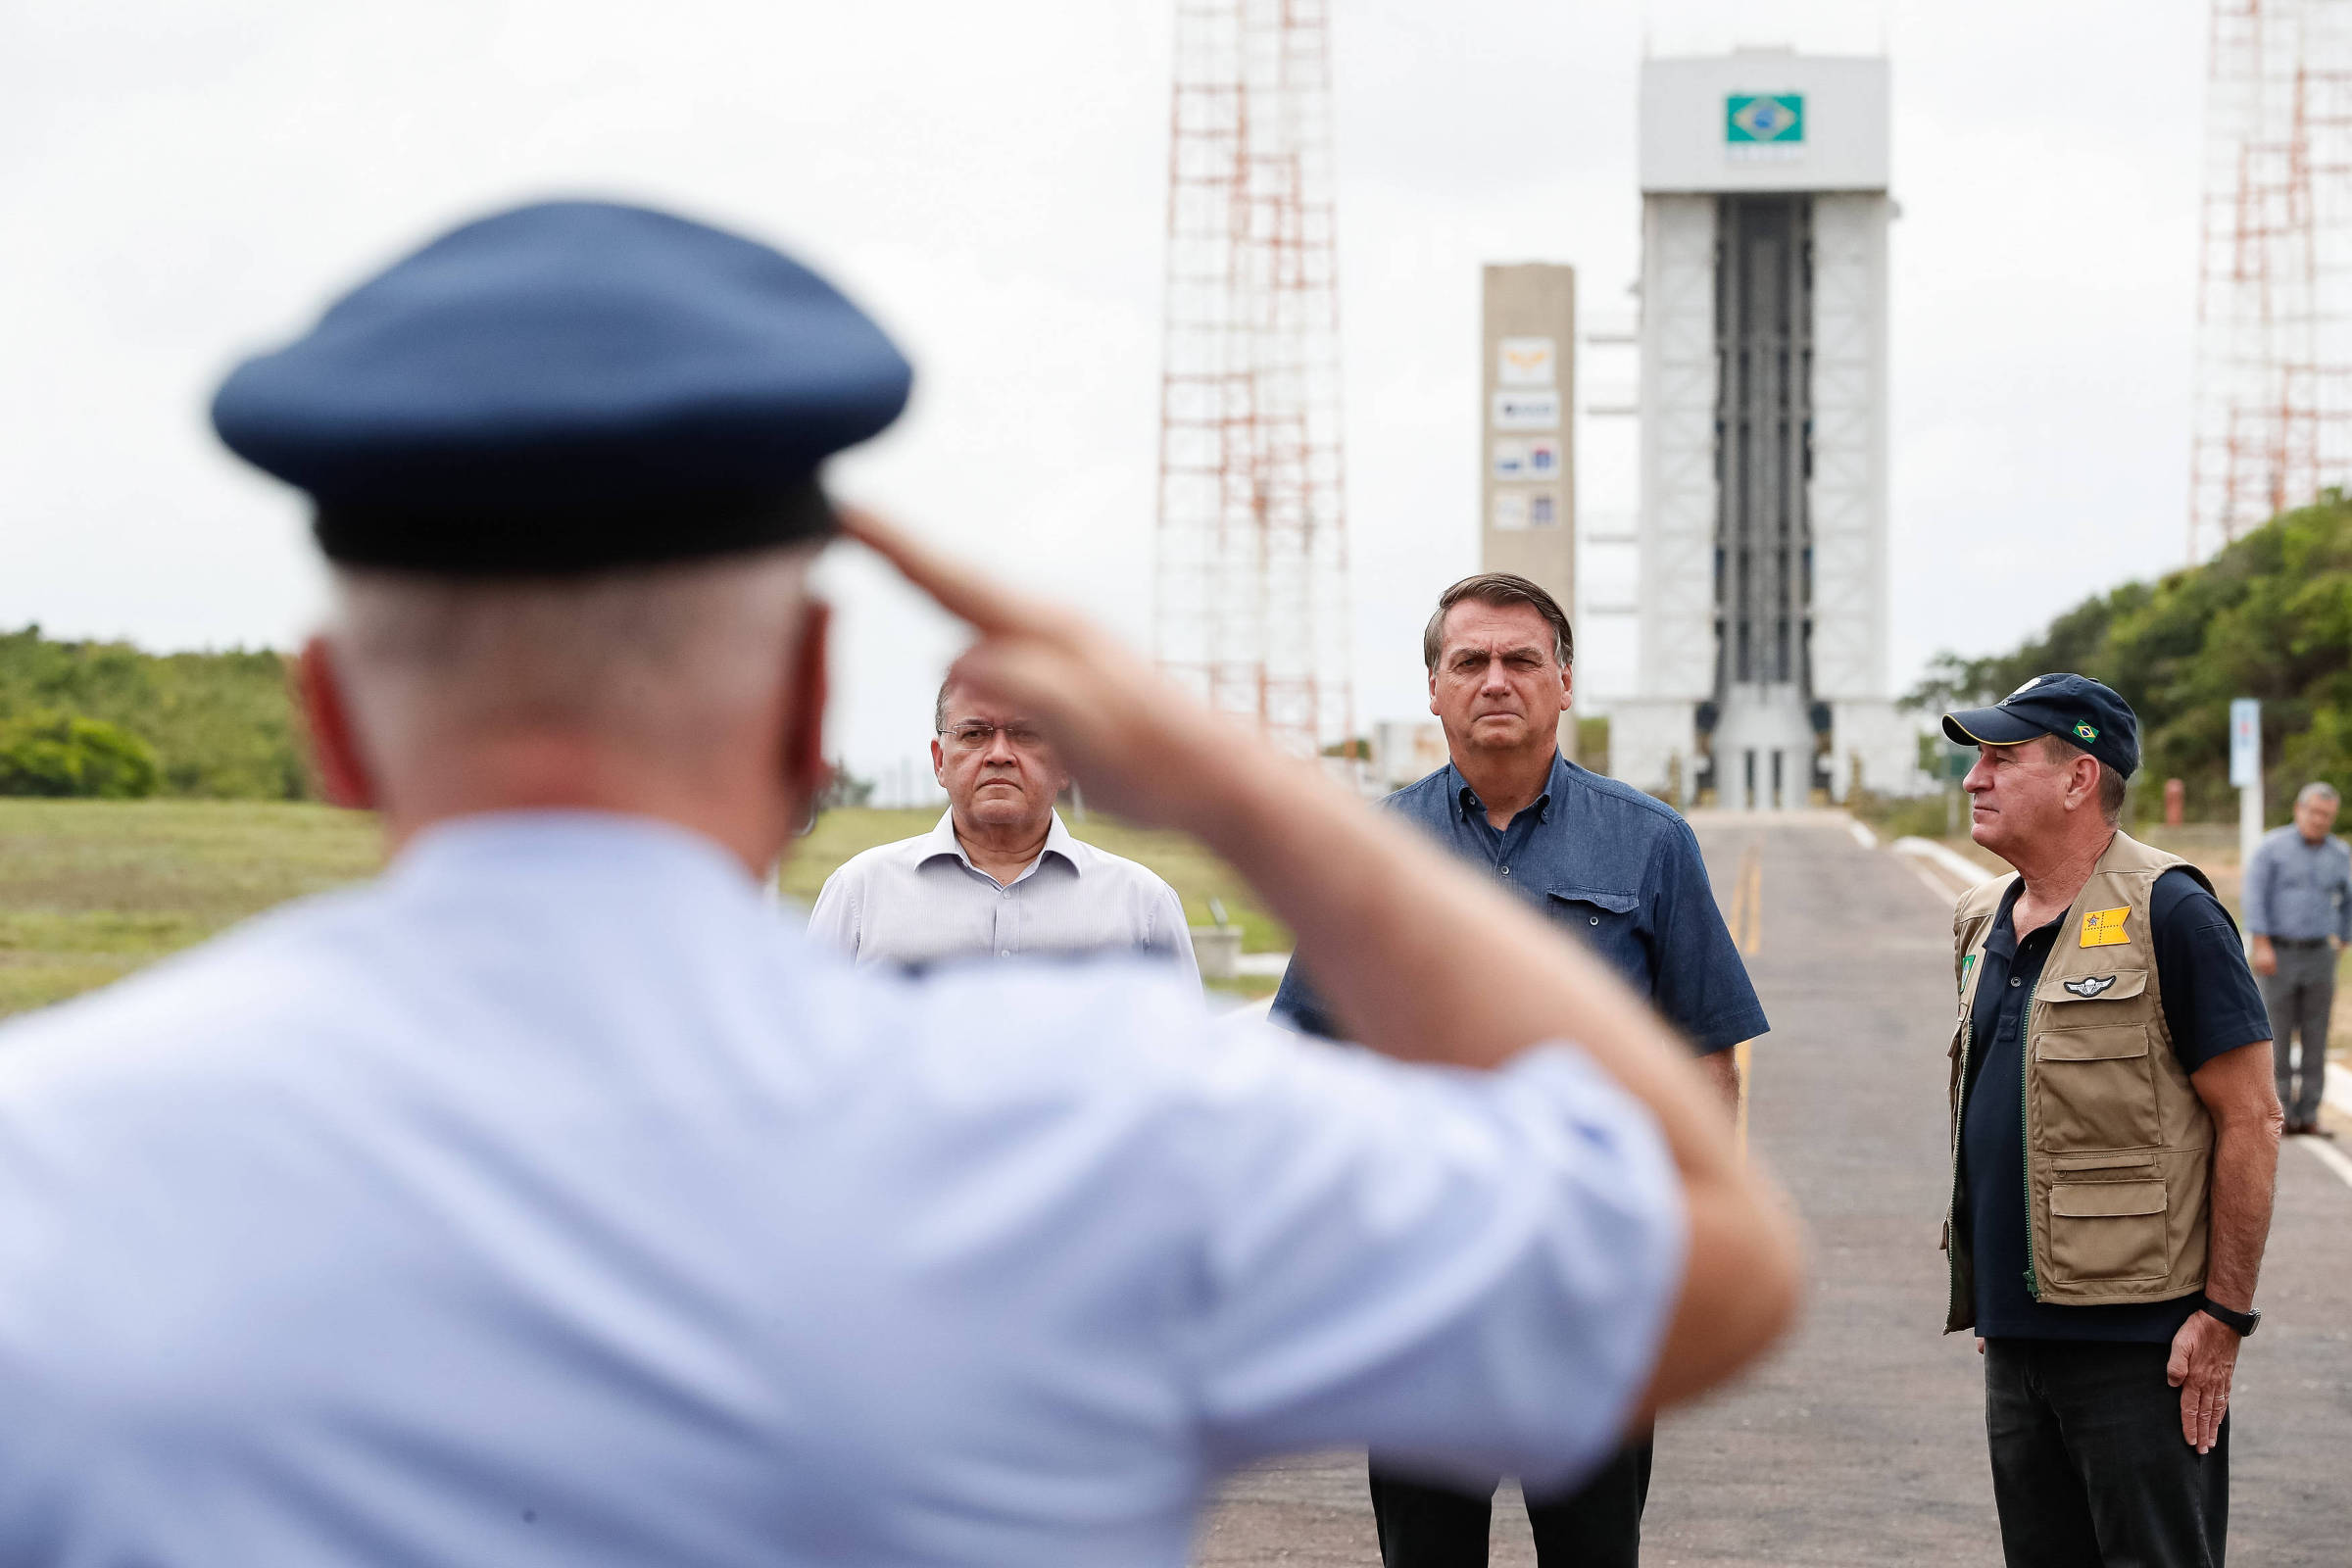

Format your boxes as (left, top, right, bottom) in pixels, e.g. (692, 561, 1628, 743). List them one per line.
(330, 547, 812, 767)
(2297, 781, 2340, 808)
(2034, 733, 2128, 826)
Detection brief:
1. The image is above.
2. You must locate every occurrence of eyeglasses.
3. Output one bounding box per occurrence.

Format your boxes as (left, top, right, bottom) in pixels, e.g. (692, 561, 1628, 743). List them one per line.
(938, 721, 1048, 752)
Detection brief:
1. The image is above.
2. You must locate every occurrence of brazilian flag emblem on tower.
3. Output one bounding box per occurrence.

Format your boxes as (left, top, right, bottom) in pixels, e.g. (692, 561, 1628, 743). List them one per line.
(1727, 94, 1804, 143)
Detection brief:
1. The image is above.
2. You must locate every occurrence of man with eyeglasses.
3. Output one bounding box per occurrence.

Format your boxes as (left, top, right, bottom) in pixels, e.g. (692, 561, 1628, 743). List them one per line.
(807, 676, 1199, 980)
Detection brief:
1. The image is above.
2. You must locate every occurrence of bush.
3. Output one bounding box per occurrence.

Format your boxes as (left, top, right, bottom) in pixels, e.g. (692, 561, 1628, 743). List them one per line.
(0, 710, 160, 798)
(818, 760, 875, 809)
(1905, 493, 2352, 825)
(1577, 714, 1610, 775)
(0, 626, 306, 800)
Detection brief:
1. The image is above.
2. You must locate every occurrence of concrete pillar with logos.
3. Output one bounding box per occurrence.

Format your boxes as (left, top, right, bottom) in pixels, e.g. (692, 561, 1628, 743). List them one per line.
(1480, 264, 1578, 760)
(1606, 52, 1907, 809)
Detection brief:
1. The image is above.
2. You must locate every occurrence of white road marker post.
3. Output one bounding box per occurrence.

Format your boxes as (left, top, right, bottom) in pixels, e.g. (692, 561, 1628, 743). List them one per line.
(2230, 698, 2263, 956)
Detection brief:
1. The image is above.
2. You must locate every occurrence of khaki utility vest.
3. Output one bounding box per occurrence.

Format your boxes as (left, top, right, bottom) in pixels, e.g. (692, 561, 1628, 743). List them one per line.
(1943, 831, 2215, 1332)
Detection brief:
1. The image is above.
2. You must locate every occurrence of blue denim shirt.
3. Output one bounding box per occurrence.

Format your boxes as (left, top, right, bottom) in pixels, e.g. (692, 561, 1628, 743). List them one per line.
(1272, 755, 1768, 1054)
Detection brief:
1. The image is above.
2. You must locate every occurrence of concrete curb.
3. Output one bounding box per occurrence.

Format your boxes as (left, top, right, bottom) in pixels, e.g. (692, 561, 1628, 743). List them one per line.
(1891, 835, 1997, 890)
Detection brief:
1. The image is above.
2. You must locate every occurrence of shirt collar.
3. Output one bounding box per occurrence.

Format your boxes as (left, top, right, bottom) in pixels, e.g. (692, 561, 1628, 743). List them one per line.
(1040, 809, 1085, 871)
(917, 809, 965, 865)
(917, 808, 1083, 880)
(1986, 877, 2062, 959)
(391, 809, 765, 898)
(1449, 754, 1567, 826)
(1985, 879, 2024, 960)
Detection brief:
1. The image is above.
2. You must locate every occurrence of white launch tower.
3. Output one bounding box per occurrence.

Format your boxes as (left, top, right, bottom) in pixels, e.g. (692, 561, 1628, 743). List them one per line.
(1608, 52, 1914, 808)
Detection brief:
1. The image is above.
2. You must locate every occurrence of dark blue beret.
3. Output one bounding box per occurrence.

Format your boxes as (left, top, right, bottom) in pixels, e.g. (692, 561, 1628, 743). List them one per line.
(211, 200, 912, 574)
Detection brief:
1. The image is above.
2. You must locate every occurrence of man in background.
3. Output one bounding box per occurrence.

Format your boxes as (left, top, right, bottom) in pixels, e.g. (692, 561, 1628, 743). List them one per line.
(2245, 780, 2349, 1137)
(1274, 571, 1766, 1568)
(808, 675, 1197, 980)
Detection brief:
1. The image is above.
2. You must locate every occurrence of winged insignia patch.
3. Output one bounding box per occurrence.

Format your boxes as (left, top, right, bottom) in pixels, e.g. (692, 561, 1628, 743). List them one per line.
(2061, 974, 2119, 999)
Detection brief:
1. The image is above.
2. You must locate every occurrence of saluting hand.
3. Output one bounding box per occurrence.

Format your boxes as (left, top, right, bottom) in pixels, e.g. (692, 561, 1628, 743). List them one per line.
(2167, 1310, 2239, 1454)
(839, 508, 1294, 833)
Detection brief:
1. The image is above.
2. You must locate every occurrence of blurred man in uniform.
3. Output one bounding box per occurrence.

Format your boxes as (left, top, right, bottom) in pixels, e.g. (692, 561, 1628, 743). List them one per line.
(807, 673, 1197, 980)
(2243, 780, 2349, 1137)
(1941, 674, 2279, 1568)
(1273, 572, 1767, 1568)
(0, 201, 1799, 1566)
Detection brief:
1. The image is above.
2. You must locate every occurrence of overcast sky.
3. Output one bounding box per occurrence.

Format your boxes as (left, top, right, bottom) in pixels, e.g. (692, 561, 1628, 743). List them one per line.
(1, 0, 2205, 790)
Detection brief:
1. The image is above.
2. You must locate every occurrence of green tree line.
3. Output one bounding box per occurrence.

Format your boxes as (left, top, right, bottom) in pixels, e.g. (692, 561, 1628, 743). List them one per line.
(0, 627, 307, 800)
(1905, 492, 2352, 822)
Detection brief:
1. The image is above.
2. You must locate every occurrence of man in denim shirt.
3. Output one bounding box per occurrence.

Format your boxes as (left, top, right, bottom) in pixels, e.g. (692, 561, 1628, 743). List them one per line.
(1274, 573, 1767, 1568)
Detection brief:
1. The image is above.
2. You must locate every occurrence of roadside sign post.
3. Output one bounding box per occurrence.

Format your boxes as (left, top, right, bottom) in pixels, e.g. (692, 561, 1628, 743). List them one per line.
(2230, 700, 2263, 941)
(1943, 741, 1972, 837)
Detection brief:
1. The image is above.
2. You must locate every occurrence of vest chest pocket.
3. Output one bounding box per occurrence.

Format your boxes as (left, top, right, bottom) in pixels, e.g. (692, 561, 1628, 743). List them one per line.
(2033, 965, 2162, 1152)
(2046, 1179, 2168, 1284)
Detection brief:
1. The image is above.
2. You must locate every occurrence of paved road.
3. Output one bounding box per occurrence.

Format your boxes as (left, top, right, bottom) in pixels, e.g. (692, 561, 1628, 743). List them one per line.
(1197, 812, 2352, 1565)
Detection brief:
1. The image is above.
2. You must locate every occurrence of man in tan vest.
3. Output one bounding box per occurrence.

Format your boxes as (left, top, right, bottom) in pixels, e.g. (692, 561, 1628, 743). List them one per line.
(1941, 673, 2279, 1568)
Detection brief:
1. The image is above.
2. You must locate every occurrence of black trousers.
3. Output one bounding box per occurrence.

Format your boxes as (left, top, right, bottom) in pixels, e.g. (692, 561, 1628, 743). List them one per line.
(1368, 1439, 1652, 1568)
(1984, 1339, 2228, 1568)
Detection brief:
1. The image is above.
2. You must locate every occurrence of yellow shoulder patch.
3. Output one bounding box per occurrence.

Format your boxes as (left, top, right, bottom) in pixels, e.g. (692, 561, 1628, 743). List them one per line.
(2081, 906, 2131, 948)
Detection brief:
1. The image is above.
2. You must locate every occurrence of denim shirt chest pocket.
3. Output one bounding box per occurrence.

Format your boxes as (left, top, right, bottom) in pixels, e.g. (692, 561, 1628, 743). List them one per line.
(1546, 885, 1645, 973)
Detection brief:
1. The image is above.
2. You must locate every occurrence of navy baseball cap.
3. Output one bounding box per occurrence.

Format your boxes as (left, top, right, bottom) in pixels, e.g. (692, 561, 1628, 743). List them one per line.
(210, 200, 912, 575)
(1942, 673, 2140, 779)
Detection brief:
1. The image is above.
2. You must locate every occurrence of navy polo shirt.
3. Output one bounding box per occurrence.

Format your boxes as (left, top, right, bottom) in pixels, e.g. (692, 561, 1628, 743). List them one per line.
(1959, 868, 2271, 1342)
(1271, 756, 1768, 1054)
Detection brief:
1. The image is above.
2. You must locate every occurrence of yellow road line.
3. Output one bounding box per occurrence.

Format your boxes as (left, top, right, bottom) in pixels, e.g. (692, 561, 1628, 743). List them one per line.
(1736, 842, 1763, 955)
(1727, 840, 1763, 1152)
(1735, 1038, 1752, 1153)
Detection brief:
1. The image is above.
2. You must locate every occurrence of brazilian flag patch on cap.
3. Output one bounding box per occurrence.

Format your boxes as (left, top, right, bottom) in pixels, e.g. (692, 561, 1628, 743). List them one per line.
(2073, 721, 2098, 742)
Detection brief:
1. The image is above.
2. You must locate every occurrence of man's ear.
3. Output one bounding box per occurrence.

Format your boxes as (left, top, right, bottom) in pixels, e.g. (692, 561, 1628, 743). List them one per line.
(781, 600, 831, 804)
(296, 636, 378, 810)
(2070, 754, 2103, 813)
(1427, 666, 1441, 717)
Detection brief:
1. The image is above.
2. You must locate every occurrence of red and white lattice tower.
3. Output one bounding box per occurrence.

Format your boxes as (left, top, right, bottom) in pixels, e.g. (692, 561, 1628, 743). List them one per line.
(2190, 0, 2352, 559)
(1154, 0, 1353, 760)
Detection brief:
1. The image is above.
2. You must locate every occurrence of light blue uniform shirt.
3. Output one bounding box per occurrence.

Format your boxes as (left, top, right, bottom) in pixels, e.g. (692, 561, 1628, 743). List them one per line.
(0, 812, 1682, 1566)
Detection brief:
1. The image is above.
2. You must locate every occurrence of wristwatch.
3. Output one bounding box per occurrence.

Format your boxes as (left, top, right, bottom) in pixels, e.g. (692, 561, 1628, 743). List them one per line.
(2198, 1298, 2261, 1337)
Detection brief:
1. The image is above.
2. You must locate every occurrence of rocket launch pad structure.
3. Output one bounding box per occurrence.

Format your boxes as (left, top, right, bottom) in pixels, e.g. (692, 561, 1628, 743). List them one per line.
(1609, 52, 1914, 808)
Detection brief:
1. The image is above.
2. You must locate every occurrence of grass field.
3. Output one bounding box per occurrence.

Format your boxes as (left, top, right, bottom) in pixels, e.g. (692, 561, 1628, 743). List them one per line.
(0, 800, 1289, 1021)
